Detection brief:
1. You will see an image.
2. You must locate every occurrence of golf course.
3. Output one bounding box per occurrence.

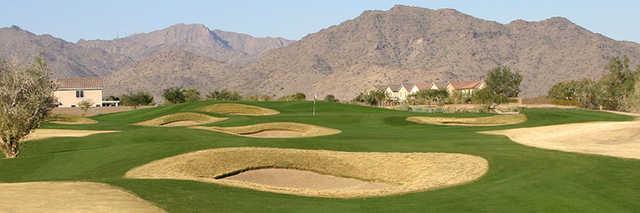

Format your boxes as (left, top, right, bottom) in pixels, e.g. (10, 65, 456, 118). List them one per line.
(1, 101, 639, 212)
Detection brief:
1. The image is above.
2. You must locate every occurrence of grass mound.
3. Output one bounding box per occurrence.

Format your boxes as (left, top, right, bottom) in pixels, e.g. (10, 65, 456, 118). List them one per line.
(482, 120, 640, 159)
(191, 122, 341, 138)
(407, 114, 527, 126)
(0, 182, 164, 212)
(135, 112, 227, 127)
(197, 103, 279, 116)
(48, 114, 97, 125)
(125, 147, 488, 198)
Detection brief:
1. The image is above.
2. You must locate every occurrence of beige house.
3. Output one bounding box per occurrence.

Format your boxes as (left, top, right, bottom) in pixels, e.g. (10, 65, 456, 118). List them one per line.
(376, 84, 410, 102)
(446, 80, 486, 97)
(54, 77, 105, 108)
(409, 82, 439, 94)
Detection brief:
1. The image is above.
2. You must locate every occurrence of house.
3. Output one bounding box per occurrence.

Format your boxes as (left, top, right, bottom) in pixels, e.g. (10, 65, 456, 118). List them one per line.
(446, 80, 486, 97)
(375, 84, 410, 102)
(54, 77, 109, 108)
(409, 82, 440, 94)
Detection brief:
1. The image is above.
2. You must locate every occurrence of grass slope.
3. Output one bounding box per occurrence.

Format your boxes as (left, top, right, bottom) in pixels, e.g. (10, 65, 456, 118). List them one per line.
(0, 101, 638, 212)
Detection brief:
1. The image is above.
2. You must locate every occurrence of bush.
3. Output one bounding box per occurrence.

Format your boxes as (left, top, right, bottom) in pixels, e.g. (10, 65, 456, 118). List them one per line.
(121, 91, 154, 107)
(324, 94, 338, 102)
(207, 90, 242, 101)
(352, 90, 387, 106)
(183, 88, 200, 102)
(279, 93, 306, 101)
(163, 87, 186, 104)
(411, 89, 448, 105)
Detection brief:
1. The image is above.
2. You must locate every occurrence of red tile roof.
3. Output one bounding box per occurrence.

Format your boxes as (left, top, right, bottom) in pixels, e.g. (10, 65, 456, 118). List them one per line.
(55, 77, 104, 89)
(449, 80, 484, 90)
(412, 82, 436, 90)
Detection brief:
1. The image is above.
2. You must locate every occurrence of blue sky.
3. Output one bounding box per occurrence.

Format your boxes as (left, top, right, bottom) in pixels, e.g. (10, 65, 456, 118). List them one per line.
(1, 0, 638, 43)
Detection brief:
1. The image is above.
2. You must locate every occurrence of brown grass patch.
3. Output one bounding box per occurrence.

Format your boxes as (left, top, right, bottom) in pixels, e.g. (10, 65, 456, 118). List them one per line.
(48, 114, 97, 125)
(198, 103, 279, 116)
(135, 112, 227, 127)
(407, 114, 527, 126)
(482, 121, 640, 159)
(125, 147, 488, 198)
(0, 182, 164, 213)
(191, 122, 341, 138)
(14, 129, 118, 142)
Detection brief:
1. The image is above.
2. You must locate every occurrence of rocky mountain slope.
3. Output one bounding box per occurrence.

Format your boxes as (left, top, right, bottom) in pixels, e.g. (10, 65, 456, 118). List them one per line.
(242, 5, 640, 98)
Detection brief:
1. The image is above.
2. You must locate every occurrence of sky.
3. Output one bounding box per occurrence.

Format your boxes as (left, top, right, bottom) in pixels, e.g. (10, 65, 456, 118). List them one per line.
(1, 0, 638, 43)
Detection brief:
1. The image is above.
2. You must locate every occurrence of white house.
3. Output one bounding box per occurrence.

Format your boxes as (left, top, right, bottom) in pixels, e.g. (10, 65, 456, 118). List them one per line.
(446, 80, 486, 97)
(54, 77, 110, 108)
(409, 82, 440, 94)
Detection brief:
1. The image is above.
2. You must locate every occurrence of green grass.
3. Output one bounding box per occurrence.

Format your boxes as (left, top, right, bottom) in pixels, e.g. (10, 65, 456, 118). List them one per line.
(1, 101, 639, 212)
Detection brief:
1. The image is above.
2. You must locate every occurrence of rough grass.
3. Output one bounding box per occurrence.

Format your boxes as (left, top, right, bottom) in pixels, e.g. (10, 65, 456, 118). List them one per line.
(125, 147, 488, 198)
(0, 100, 638, 212)
(135, 112, 227, 127)
(407, 114, 527, 126)
(197, 103, 279, 116)
(48, 114, 97, 125)
(191, 122, 341, 138)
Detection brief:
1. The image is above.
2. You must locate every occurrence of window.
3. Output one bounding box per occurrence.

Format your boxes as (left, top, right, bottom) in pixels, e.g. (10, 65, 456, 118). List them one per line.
(75, 90, 84, 98)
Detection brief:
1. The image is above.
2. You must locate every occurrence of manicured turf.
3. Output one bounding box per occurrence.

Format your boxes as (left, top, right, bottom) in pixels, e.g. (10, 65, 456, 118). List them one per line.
(1, 101, 638, 212)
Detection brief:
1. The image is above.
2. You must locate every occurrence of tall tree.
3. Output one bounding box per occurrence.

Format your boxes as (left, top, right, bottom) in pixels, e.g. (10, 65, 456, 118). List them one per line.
(600, 56, 637, 111)
(0, 58, 56, 158)
(484, 66, 523, 104)
(163, 87, 186, 104)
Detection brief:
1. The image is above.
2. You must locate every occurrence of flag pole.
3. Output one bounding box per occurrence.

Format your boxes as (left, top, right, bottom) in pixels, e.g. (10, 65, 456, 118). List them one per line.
(313, 94, 317, 116)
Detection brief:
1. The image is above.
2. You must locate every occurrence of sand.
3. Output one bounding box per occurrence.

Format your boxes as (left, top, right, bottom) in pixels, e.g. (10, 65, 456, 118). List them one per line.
(0, 182, 164, 213)
(20, 129, 118, 142)
(482, 120, 640, 159)
(126, 147, 488, 198)
(191, 122, 341, 138)
(407, 114, 527, 126)
(197, 103, 279, 116)
(135, 112, 227, 127)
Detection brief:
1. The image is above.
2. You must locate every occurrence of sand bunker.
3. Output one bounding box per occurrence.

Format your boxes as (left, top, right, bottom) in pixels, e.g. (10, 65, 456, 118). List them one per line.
(191, 122, 341, 138)
(482, 120, 640, 159)
(48, 114, 97, 125)
(125, 147, 488, 198)
(0, 182, 164, 213)
(17, 129, 117, 142)
(407, 114, 527, 126)
(135, 112, 227, 127)
(198, 103, 279, 116)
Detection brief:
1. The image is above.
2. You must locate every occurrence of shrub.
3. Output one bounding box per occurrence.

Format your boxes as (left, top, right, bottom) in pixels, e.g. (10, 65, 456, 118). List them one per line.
(121, 91, 154, 108)
(163, 87, 186, 104)
(324, 94, 338, 102)
(183, 88, 200, 102)
(279, 93, 306, 101)
(207, 89, 242, 101)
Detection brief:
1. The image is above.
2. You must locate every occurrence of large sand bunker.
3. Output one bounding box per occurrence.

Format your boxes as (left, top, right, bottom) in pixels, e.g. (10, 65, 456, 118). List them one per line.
(198, 103, 279, 116)
(15, 129, 117, 142)
(135, 112, 227, 127)
(0, 182, 164, 213)
(125, 147, 488, 198)
(48, 114, 97, 125)
(191, 122, 341, 138)
(482, 120, 640, 159)
(407, 114, 527, 126)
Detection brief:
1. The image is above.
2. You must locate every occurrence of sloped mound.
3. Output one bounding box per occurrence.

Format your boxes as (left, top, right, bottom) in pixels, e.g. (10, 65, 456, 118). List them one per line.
(0, 182, 164, 213)
(482, 120, 640, 159)
(407, 114, 527, 126)
(125, 147, 488, 198)
(135, 112, 227, 127)
(198, 103, 279, 116)
(48, 114, 97, 125)
(191, 122, 341, 138)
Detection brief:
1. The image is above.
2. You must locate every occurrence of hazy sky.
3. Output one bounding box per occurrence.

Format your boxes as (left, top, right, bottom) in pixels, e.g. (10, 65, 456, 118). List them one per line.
(1, 0, 638, 43)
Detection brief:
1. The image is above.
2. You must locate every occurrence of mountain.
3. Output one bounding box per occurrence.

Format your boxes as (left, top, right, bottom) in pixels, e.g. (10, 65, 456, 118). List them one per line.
(240, 5, 640, 98)
(0, 26, 131, 77)
(77, 24, 293, 64)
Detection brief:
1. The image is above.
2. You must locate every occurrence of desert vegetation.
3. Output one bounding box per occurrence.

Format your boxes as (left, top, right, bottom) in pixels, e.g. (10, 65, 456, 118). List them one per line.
(120, 91, 155, 108)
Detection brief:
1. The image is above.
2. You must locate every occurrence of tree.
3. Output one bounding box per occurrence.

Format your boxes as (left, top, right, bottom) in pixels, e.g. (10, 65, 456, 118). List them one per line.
(411, 89, 448, 105)
(279, 93, 306, 101)
(206, 89, 242, 101)
(324, 94, 338, 102)
(471, 88, 496, 105)
(121, 91, 154, 108)
(183, 88, 200, 102)
(352, 90, 388, 106)
(0, 58, 56, 158)
(600, 56, 637, 111)
(629, 69, 640, 112)
(485, 66, 523, 104)
(77, 99, 94, 116)
(163, 87, 186, 104)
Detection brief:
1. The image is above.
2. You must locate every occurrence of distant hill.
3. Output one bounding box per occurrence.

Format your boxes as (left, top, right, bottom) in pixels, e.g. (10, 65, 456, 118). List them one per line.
(2, 5, 640, 99)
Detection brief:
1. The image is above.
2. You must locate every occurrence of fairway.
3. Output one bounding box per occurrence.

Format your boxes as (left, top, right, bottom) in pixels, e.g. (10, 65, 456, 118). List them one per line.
(1, 101, 639, 212)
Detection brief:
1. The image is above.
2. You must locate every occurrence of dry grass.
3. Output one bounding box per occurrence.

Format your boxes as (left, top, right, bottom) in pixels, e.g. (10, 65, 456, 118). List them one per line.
(125, 147, 488, 198)
(482, 120, 640, 160)
(135, 112, 227, 127)
(407, 114, 527, 126)
(197, 103, 279, 116)
(0, 182, 164, 213)
(191, 122, 341, 138)
(48, 114, 97, 125)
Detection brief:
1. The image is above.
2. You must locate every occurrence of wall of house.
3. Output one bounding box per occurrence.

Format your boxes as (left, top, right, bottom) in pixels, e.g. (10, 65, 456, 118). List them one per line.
(54, 89, 103, 108)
